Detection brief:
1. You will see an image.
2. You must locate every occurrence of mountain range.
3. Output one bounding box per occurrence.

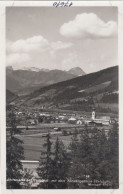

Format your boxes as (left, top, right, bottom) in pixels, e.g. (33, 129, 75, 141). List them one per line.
(6, 66, 86, 95)
(10, 66, 118, 113)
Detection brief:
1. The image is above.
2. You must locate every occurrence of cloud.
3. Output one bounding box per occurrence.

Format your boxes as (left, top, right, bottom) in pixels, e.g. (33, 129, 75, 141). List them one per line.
(7, 36, 73, 54)
(49, 41, 73, 57)
(7, 35, 73, 66)
(7, 53, 31, 65)
(51, 41, 73, 50)
(7, 36, 49, 53)
(60, 13, 117, 39)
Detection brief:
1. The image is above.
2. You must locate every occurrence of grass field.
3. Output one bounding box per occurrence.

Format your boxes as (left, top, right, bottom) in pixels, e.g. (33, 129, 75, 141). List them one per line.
(18, 123, 83, 135)
(79, 81, 111, 94)
(18, 133, 73, 160)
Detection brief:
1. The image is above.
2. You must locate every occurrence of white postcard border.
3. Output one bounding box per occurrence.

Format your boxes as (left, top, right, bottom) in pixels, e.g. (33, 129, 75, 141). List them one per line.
(0, 1, 123, 194)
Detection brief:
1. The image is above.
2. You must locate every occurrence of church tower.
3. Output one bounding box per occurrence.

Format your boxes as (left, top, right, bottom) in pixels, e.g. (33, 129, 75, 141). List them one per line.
(92, 108, 96, 120)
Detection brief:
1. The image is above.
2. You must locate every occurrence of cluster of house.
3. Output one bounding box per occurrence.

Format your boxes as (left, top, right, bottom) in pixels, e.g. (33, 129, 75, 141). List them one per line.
(58, 110, 111, 126)
(14, 108, 112, 126)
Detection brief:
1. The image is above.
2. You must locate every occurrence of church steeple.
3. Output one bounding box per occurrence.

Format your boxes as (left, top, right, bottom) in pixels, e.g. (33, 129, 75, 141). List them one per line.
(92, 107, 96, 120)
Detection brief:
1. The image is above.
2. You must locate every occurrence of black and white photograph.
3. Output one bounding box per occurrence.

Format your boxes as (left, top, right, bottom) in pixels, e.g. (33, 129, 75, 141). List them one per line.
(5, 4, 119, 190)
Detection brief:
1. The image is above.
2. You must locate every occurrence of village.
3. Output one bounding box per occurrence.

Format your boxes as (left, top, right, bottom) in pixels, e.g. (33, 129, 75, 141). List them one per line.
(8, 106, 114, 128)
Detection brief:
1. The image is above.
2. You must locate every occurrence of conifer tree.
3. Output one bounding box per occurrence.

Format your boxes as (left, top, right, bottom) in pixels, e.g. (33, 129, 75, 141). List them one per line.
(69, 128, 79, 157)
(107, 122, 119, 188)
(68, 125, 92, 188)
(78, 126, 93, 181)
(68, 130, 81, 188)
(51, 137, 70, 188)
(7, 111, 24, 189)
(37, 132, 53, 188)
(88, 127, 109, 185)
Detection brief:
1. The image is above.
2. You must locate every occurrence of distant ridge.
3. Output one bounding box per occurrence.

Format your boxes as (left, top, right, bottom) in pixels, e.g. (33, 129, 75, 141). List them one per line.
(6, 66, 85, 95)
(14, 66, 118, 111)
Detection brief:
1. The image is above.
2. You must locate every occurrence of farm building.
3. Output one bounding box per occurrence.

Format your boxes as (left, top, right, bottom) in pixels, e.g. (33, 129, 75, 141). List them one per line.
(68, 117, 77, 124)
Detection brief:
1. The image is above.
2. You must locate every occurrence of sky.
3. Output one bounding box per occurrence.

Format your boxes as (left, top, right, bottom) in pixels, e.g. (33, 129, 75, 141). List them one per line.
(6, 7, 118, 74)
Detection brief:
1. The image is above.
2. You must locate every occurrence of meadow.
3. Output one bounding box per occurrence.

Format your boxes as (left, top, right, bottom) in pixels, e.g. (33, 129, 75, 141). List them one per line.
(19, 133, 73, 160)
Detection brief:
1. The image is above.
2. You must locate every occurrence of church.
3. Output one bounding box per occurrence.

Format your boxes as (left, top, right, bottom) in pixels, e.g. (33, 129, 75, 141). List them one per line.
(91, 108, 111, 126)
